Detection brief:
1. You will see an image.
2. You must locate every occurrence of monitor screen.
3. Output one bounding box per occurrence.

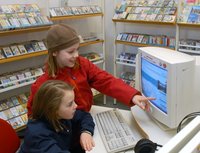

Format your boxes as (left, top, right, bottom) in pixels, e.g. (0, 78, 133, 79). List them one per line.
(141, 56, 167, 114)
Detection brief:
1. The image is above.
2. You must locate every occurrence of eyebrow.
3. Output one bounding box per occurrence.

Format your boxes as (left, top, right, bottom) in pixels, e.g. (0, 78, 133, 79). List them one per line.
(70, 46, 79, 50)
(67, 101, 74, 107)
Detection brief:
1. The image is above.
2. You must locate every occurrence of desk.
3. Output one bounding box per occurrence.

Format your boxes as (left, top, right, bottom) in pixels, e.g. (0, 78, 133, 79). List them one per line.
(88, 105, 176, 153)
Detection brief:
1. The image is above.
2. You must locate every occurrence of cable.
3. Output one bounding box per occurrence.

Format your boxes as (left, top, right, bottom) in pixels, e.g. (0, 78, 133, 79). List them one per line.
(177, 112, 200, 133)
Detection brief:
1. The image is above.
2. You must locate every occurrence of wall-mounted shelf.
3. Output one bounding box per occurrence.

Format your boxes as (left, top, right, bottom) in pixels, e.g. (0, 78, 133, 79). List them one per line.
(112, 19, 176, 25)
(0, 26, 51, 37)
(177, 22, 200, 27)
(0, 51, 48, 64)
(50, 13, 103, 21)
(116, 61, 136, 67)
(0, 40, 104, 64)
(80, 40, 104, 47)
(115, 40, 175, 50)
(115, 40, 148, 47)
(0, 73, 43, 94)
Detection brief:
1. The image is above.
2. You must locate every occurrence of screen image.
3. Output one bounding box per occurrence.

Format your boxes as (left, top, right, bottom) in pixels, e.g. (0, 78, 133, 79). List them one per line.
(141, 56, 168, 114)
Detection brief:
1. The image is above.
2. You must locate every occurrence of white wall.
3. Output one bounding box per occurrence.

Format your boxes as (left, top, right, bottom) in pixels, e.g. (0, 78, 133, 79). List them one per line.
(104, 0, 117, 74)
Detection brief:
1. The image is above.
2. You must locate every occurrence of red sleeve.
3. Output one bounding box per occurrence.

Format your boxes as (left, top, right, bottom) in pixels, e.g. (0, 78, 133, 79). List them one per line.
(27, 82, 38, 117)
(80, 57, 141, 107)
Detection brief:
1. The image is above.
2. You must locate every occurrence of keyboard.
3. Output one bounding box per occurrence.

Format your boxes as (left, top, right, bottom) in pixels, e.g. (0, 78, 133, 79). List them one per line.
(95, 108, 137, 153)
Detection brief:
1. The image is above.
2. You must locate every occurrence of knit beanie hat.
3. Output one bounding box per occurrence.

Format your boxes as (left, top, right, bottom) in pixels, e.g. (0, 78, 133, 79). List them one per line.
(46, 24, 80, 52)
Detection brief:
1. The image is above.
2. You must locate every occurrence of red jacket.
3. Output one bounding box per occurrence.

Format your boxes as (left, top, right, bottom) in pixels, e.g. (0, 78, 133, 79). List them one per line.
(27, 56, 140, 116)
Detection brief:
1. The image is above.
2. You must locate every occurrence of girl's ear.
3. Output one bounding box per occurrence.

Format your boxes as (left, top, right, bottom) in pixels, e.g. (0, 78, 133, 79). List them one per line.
(53, 51, 57, 56)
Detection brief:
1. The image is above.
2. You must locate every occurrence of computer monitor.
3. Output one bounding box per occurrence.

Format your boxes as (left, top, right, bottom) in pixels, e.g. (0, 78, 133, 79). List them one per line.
(135, 47, 197, 129)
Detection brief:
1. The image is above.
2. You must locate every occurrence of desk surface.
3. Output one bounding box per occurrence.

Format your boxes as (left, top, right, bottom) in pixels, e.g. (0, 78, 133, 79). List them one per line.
(88, 105, 176, 153)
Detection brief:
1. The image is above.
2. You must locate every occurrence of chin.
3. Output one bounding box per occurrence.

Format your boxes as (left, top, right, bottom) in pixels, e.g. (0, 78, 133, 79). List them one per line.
(63, 116, 73, 120)
(69, 115, 74, 119)
(67, 63, 75, 68)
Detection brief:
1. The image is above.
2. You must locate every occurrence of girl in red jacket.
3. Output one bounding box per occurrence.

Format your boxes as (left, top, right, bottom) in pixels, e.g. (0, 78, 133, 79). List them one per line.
(27, 23, 155, 116)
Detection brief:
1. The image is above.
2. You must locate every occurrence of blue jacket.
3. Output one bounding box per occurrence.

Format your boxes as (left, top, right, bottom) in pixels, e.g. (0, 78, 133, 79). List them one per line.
(19, 110, 95, 153)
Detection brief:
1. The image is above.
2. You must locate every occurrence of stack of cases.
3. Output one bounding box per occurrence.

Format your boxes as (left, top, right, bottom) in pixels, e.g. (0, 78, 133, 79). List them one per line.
(179, 39, 200, 53)
(113, 0, 177, 23)
(117, 52, 136, 64)
(0, 4, 53, 31)
(80, 52, 102, 62)
(179, 5, 200, 24)
(0, 40, 47, 59)
(0, 67, 44, 89)
(116, 32, 176, 49)
(120, 71, 135, 87)
(0, 93, 29, 129)
(49, 5, 102, 17)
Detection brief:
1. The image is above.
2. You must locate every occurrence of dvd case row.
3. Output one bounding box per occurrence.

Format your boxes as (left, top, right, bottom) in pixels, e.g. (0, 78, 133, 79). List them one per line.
(79, 34, 100, 43)
(0, 92, 28, 129)
(117, 32, 176, 48)
(82, 35, 99, 42)
(120, 71, 135, 88)
(49, 5, 102, 17)
(0, 4, 40, 14)
(120, 71, 135, 81)
(114, 0, 176, 22)
(117, 52, 136, 64)
(0, 12, 53, 30)
(125, 6, 176, 15)
(114, 13, 176, 22)
(0, 40, 47, 59)
(0, 67, 44, 89)
(178, 5, 200, 24)
(125, 0, 176, 8)
(80, 52, 102, 62)
(179, 39, 200, 52)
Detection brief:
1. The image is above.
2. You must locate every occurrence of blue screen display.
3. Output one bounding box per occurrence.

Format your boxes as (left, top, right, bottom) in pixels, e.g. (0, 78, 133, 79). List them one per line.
(141, 57, 168, 114)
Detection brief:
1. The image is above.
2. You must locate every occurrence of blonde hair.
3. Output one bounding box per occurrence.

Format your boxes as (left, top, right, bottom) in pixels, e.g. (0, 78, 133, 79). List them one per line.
(32, 80, 74, 131)
(47, 51, 58, 77)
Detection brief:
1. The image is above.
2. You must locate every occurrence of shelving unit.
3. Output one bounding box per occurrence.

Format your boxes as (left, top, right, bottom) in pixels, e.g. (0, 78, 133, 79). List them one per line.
(0, 1, 52, 131)
(177, 24, 200, 55)
(176, 0, 200, 55)
(112, 0, 178, 104)
(3, 0, 200, 132)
